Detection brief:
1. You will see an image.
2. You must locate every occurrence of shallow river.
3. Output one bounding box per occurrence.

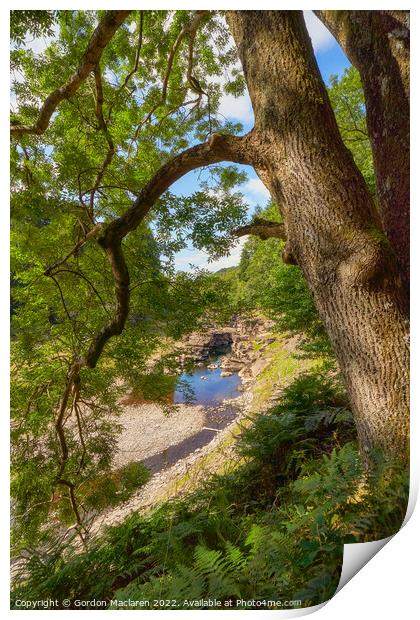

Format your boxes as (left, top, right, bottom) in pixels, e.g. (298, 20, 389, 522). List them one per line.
(174, 357, 241, 406)
(142, 356, 242, 473)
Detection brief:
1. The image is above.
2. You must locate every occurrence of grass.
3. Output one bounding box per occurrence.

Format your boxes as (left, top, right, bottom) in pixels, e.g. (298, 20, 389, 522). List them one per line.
(251, 335, 315, 408)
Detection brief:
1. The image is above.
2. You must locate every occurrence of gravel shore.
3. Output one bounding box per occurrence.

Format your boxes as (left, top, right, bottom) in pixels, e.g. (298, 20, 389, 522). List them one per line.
(91, 391, 252, 534)
(112, 402, 206, 469)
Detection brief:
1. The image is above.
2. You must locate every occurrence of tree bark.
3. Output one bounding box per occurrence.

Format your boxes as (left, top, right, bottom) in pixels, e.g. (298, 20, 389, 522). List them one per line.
(315, 10, 410, 299)
(227, 10, 409, 461)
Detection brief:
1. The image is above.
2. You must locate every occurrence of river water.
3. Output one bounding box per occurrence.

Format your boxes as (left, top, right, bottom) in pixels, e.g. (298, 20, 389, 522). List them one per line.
(174, 356, 241, 406)
(142, 355, 242, 473)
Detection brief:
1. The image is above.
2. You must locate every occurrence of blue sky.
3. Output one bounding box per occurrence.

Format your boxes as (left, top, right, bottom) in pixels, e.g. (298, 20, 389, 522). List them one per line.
(173, 11, 351, 272)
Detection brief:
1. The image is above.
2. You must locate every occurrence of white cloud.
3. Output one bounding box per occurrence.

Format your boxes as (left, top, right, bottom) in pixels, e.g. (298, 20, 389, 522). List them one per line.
(22, 22, 59, 55)
(218, 91, 254, 126)
(174, 238, 247, 273)
(25, 36, 51, 55)
(303, 11, 336, 53)
(244, 178, 270, 200)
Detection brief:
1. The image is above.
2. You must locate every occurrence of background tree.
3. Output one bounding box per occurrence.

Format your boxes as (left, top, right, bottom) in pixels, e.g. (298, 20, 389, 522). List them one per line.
(328, 66, 375, 196)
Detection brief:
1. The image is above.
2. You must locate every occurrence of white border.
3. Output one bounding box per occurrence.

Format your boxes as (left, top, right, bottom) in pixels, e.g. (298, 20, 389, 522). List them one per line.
(2, 3, 418, 619)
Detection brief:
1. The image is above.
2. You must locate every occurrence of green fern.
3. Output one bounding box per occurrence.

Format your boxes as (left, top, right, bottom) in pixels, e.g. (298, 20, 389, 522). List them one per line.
(12, 365, 408, 611)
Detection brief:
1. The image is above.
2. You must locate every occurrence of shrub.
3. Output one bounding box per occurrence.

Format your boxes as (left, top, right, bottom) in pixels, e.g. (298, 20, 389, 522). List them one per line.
(120, 461, 151, 495)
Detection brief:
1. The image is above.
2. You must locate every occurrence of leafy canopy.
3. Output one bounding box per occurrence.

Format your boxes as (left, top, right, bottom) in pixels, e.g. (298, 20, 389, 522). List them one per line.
(11, 9, 249, 550)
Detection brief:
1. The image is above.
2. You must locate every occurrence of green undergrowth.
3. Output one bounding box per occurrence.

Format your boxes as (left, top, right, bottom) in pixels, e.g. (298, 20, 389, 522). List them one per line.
(252, 336, 312, 408)
(11, 366, 408, 610)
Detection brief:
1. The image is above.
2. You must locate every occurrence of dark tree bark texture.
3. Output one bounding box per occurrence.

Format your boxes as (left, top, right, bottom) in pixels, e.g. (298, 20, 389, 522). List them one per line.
(316, 10, 410, 299)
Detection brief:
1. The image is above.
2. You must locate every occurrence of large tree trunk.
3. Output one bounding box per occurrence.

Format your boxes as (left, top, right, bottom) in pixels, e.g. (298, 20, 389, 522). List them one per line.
(227, 11, 409, 460)
(315, 10, 410, 300)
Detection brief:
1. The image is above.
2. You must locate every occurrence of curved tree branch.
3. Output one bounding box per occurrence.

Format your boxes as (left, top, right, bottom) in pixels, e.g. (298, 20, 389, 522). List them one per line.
(48, 129, 254, 524)
(84, 241, 130, 368)
(119, 11, 144, 92)
(84, 131, 253, 363)
(10, 10, 131, 138)
(44, 131, 253, 277)
(54, 133, 253, 355)
(99, 131, 253, 245)
(89, 64, 116, 218)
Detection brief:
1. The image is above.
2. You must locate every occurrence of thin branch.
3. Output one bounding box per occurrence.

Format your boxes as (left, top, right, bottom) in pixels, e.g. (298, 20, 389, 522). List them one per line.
(52, 268, 110, 316)
(54, 365, 79, 482)
(89, 65, 116, 217)
(11, 11, 131, 138)
(338, 93, 368, 137)
(162, 11, 207, 103)
(129, 11, 207, 150)
(233, 217, 286, 240)
(106, 11, 145, 123)
(84, 242, 130, 368)
(44, 223, 104, 276)
(48, 274, 73, 323)
(82, 183, 137, 197)
(119, 12, 144, 92)
(338, 125, 369, 139)
(67, 97, 99, 130)
(74, 402, 87, 474)
(21, 147, 34, 187)
(153, 97, 201, 129)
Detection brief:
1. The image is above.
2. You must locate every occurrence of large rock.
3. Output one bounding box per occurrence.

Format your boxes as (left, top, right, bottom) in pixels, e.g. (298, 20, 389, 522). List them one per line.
(180, 329, 234, 363)
(178, 316, 277, 377)
(249, 358, 269, 378)
(220, 356, 246, 372)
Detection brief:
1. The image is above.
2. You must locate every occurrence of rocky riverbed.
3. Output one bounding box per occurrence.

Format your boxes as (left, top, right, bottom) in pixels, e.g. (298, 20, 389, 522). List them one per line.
(179, 315, 276, 377)
(112, 315, 276, 474)
(92, 316, 282, 533)
(91, 390, 253, 534)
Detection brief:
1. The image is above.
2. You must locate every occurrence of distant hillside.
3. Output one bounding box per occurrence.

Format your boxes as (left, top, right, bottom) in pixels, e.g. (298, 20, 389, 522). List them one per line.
(215, 266, 237, 274)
